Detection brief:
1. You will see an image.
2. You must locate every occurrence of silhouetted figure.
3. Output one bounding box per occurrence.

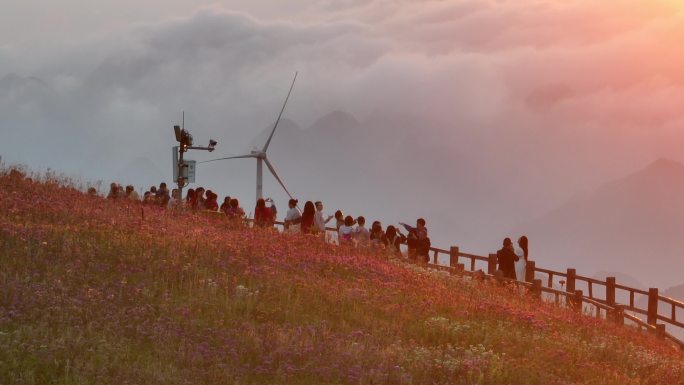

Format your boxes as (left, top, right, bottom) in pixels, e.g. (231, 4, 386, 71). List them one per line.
(204, 190, 218, 211)
(142, 191, 153, 205)
(314, 201, 333, 233)
(227, 198, 245, 220)
(401, 218, 430, 262)
(385, 225, 406, 254)
(355, 216, 370, 246)
(300, 201, 316, 234)
(125, 185, 139, 201)
(266, 198, 277, 220)
(497, 237, 519, 280)
(515, 236, 529, 281)
(284, 199, 301, 230)
(107, 183, 119, 199)
(149, 186, 158, 204)
(195, 187, 206, 210)
(338, 216, 356, 244)
(334, 210, 344, 230)
(254, 198, 274, 227)
(169, 189, 182, 208)
(186, 188, 196, 209)
(220, 196, 232, 214)
(370, 221, 386, 248)
(157, 183, 170, 207)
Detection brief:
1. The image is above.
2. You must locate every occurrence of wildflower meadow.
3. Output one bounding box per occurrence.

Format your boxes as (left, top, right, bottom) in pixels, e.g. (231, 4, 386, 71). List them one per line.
(0, 167, 682, 385)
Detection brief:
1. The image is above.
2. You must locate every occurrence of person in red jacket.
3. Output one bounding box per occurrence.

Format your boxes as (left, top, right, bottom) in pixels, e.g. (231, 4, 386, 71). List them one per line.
(254, 198, 274, 227)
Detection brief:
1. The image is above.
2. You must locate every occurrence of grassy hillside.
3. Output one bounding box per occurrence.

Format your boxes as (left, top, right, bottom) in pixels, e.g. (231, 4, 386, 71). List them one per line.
(0, 168, 682, 385)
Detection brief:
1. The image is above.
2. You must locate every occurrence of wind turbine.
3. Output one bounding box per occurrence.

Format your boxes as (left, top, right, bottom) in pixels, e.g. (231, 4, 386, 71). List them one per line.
(200, 72, 298, 202)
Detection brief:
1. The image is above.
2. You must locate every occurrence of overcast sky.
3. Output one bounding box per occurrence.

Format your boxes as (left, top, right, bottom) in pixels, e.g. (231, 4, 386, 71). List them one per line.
(2, 0, 684, 284)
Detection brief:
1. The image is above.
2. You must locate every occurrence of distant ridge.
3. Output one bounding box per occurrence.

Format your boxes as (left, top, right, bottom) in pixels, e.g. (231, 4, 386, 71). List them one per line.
(521, 158, 684, 287)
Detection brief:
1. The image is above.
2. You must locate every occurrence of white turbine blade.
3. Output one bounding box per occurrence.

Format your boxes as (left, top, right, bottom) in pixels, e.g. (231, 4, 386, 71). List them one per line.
(263, 71, 298, 153)
(199, 154, 255, 164)
(264, 158, 294, 200)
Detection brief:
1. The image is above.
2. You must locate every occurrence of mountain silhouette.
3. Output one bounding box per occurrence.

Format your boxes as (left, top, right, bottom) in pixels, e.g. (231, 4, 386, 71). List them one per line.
(522, 158, 684, 287)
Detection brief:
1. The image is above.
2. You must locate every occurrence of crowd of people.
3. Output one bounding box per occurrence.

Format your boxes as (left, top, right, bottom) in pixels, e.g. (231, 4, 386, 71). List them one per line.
(104, 182, 439, 261)
(105, 181, 530, 278)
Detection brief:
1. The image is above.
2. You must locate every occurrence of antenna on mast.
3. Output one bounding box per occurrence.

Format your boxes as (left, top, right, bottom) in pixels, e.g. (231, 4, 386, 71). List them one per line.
(182, 111, 185, 130)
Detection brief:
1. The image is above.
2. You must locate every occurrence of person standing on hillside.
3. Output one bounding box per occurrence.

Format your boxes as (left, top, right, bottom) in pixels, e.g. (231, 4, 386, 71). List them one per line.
(107, 183, 120, 199)
(338, 216, 356, 244)
(220, 196, 232, 214)
(284, 199, 302, 231)
(156, 183, 171, 207)
(515, 236, 529, 281)
(334, 210, 344, 230)
(204, 190, 219, 211)
(185, 188, 196, 209)
(300, 201, 316, 234)
(370, 221, 386, 248)
(227, 198, 245, 220)
(401, 218, 430, 262)
(194, 187, 206, 210)
(254, 198, 274, 228)
(314, 201, 333, 233)
(266, 198, 277, 220)
(385, 225, 406, 255)
(124, 185, 139, 201)
(355, 216, 370, 246)
(497, 237, 519, 280)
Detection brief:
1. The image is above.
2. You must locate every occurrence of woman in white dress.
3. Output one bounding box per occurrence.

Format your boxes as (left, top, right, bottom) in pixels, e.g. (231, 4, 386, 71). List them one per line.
(515, 236, 529, 281)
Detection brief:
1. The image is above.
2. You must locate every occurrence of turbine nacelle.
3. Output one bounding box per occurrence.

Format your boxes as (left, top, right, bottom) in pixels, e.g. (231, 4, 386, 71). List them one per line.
(250, 149, 266, 159)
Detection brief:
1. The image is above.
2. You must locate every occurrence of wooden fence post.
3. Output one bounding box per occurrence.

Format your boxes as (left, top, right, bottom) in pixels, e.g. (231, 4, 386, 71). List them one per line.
(449, 247, 459, 268)
(573, 290, 583, 313)
(609, 305, 624, 325)
(606, 277, 616, 307)
(488, 253, 497, 275)
(647, 288, 659, 326)
(433, 249, 439, 265)
(655, 324, 666, 339)
(532, 279, 542, 300)
(616, 307, 624, 325)
(455, 263, 465, 275)
(566, 268, 576, 293)
(525, 260, 535, 283)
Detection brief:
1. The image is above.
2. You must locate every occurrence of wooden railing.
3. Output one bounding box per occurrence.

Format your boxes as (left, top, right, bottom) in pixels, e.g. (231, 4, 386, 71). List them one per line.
(425, 244, 684, 349)
(203, 212, 684, 349)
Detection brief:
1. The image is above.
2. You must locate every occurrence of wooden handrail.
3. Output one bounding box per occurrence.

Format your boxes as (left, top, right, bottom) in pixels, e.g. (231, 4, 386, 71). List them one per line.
(615, 284, 650, 295)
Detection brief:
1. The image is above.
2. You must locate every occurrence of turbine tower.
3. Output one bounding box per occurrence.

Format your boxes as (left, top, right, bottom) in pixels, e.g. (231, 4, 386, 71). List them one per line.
(201, 72, 298, 201)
